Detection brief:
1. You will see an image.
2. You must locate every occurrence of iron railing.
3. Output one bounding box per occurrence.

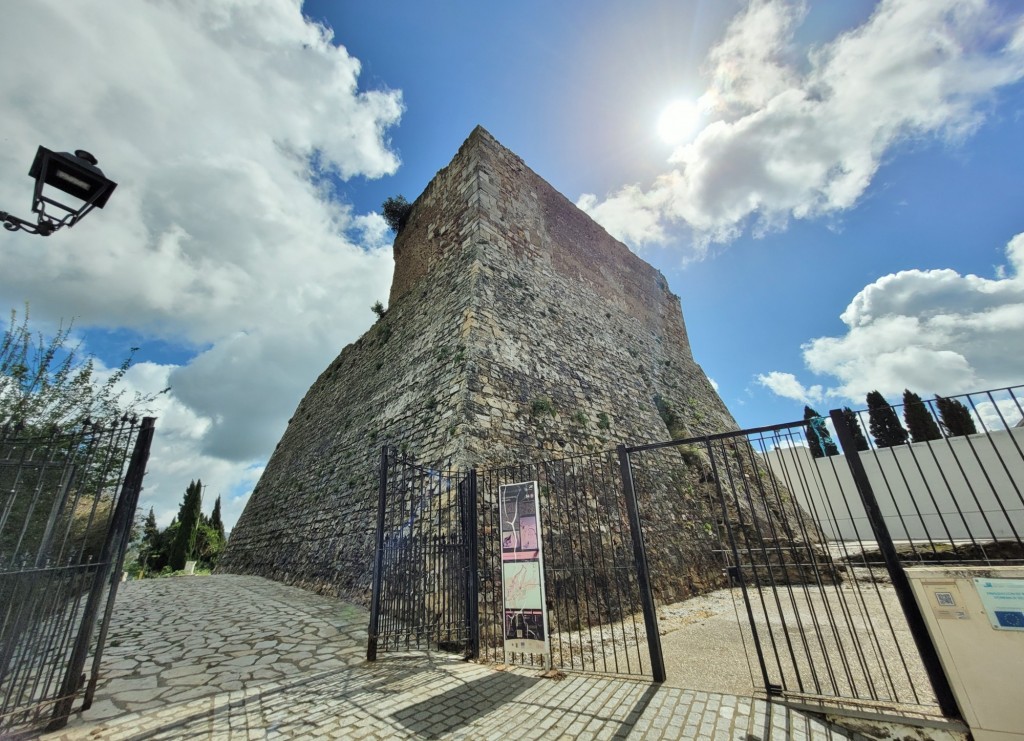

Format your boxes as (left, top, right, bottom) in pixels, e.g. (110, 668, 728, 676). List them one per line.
(477, 450, 656, 678)
(366, 384, 1021, 717)
(830, 386, 1023, 564)
(369, 447, 660, 679)
(627, 422, 954, 717)
(0, 417, 154, 735)
(367, 447, 476, 659)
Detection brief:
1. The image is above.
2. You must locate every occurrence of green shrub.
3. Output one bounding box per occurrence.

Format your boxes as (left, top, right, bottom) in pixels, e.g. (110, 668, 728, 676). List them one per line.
(382, 195, 412, 233)
(530, 397, 556, 417)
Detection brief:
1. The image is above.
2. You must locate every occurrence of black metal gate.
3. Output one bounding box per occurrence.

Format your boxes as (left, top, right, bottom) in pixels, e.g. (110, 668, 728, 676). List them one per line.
(368, 447, 664, 680)
(0, 416, 154, 735)
(676, 421, 954, 716)
(622, 388, 1024, 722)
(367, 446, 477, 660)
(366, 386, 1021, 720)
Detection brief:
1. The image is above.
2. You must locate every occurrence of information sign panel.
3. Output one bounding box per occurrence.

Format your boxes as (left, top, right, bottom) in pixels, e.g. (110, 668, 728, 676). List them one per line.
(974, 577, 1024, 631)
(499, 481, 550, 661)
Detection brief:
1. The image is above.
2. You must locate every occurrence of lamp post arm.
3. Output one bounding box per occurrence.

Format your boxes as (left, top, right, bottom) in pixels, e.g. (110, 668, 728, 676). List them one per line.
(1, 210, 56, 236)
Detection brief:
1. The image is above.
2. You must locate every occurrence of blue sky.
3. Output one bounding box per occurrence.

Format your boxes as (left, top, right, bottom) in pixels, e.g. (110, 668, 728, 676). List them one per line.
(2, 1, 1023, 530)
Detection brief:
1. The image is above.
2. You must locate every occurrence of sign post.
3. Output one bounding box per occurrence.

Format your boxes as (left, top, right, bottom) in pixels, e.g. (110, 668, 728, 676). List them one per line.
(499, 481, 550, 666)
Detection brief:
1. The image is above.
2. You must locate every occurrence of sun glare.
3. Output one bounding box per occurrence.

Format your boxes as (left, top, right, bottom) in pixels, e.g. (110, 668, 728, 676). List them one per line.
(656, 99, 701, 145)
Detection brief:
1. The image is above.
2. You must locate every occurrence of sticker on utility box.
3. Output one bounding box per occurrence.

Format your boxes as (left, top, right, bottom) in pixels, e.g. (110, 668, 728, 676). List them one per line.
(974, 578, 1024, 631)
(925, 582, 969, 620)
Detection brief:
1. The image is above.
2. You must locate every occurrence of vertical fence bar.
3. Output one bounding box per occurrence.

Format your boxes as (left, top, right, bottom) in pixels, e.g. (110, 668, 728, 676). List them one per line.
(602, 450, 640, 675)
(616, 445, 664, 682)
(366, 445, 389, 662)
(465, 469, 479, 659)
(46, 417, 155, 731)
(83, 419, 152, 709)
(707, 436, 779, 696)
(830, 409, 961, 719)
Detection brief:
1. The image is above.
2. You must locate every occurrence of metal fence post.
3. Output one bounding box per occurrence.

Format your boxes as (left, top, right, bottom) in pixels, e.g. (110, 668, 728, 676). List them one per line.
(829, 409, 961, 719)
(47, 417, 155, 730)
(366, 445, 389, 662)
(704, 436, 778, 695)
(464, 468, 479, 659)
(616, 444, 665, 682)
(83, 419, 156, 710)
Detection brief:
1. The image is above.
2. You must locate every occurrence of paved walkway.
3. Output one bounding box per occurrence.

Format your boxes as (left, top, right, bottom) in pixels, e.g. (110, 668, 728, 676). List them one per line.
(40, 575, 881, 740)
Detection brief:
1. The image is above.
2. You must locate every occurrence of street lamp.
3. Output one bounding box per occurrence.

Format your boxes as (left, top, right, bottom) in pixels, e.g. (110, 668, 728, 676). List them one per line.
(1, 147, 117, 236)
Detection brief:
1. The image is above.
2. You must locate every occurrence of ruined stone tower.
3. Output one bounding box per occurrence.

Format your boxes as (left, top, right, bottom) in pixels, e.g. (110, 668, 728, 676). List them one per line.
(219, 127, 740, 600)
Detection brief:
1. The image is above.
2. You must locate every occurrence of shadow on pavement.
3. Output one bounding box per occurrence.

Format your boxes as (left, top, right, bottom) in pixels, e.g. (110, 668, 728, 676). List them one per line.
(604, 683, 660, 740)
(391, 668, 539, 738)
(97, 659, 438, 740)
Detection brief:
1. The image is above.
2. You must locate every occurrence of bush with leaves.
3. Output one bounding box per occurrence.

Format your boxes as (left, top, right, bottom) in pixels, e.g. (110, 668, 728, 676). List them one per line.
(2, 307, 169, 569)
(381, 195, 413, 233)
(193, 522, 225, 566)
(0, 305, 168, 428)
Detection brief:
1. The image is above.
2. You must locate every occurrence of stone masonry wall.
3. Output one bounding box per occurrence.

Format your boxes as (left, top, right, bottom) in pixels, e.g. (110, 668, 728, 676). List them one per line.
(220, 127, 773, 606)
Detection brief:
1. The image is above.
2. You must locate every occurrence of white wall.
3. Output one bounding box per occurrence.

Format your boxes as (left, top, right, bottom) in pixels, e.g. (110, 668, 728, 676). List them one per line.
(764, 427, 1024, 542)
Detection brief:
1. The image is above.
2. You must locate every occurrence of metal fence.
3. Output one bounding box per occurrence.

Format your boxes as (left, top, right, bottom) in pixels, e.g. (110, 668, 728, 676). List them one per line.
(830, 386, 1023, 564)
(0, 417, 154, 735)
(625, 421, 955, 717)
(366, 385, 1021, 719)
(367, 447, 477, 660)
(368, 447, 660, 679)
(476, 450, 656, 678)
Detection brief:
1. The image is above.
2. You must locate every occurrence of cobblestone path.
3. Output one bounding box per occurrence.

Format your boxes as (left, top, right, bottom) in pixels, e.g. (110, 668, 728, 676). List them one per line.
(41, 575, 862, 740)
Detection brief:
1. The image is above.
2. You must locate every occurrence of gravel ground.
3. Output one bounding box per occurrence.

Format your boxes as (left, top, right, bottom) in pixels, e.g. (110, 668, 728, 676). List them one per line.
(618, 582, 938, 714)
(657, 588, 758, 695)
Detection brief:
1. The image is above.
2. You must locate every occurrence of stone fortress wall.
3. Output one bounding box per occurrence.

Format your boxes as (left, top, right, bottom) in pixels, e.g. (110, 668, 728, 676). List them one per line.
(219, 127, 777, 605)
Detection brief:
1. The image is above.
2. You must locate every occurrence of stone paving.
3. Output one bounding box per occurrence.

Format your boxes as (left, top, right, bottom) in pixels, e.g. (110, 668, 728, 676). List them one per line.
(40, 575, 877, 739)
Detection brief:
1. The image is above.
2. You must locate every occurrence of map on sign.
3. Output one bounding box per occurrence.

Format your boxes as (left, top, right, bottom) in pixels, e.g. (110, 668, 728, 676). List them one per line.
(499, 481, 550, 660)
(502, 560, 542, 609)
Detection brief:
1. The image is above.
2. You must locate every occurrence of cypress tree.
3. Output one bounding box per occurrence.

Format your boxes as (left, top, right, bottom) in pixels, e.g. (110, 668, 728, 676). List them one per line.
(839, 407, 870, 451)
(210, 495, 226, 542)
(902, 389, 941, 442)
(152, 519, 177, 573)
(935, 395, 978, 437)
(140, 507, 160, 573)
(803, 406, 838, 457)
(169, 479, 203, 571)
(866, 391, 908, 448)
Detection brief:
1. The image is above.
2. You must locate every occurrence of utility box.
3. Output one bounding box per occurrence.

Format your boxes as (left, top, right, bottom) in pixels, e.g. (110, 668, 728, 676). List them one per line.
(906, 566, 1024, 741)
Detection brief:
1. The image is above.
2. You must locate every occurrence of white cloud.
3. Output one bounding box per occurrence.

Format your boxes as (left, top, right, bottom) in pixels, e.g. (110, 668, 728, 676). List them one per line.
(762, 233, 1024, 406)
(973, 397, 1024, 431)
(578, 0, 1024, 253)
(117, 362, 258, 529)
(0, 0, 402, 529)
(756, 371, 823, 405)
